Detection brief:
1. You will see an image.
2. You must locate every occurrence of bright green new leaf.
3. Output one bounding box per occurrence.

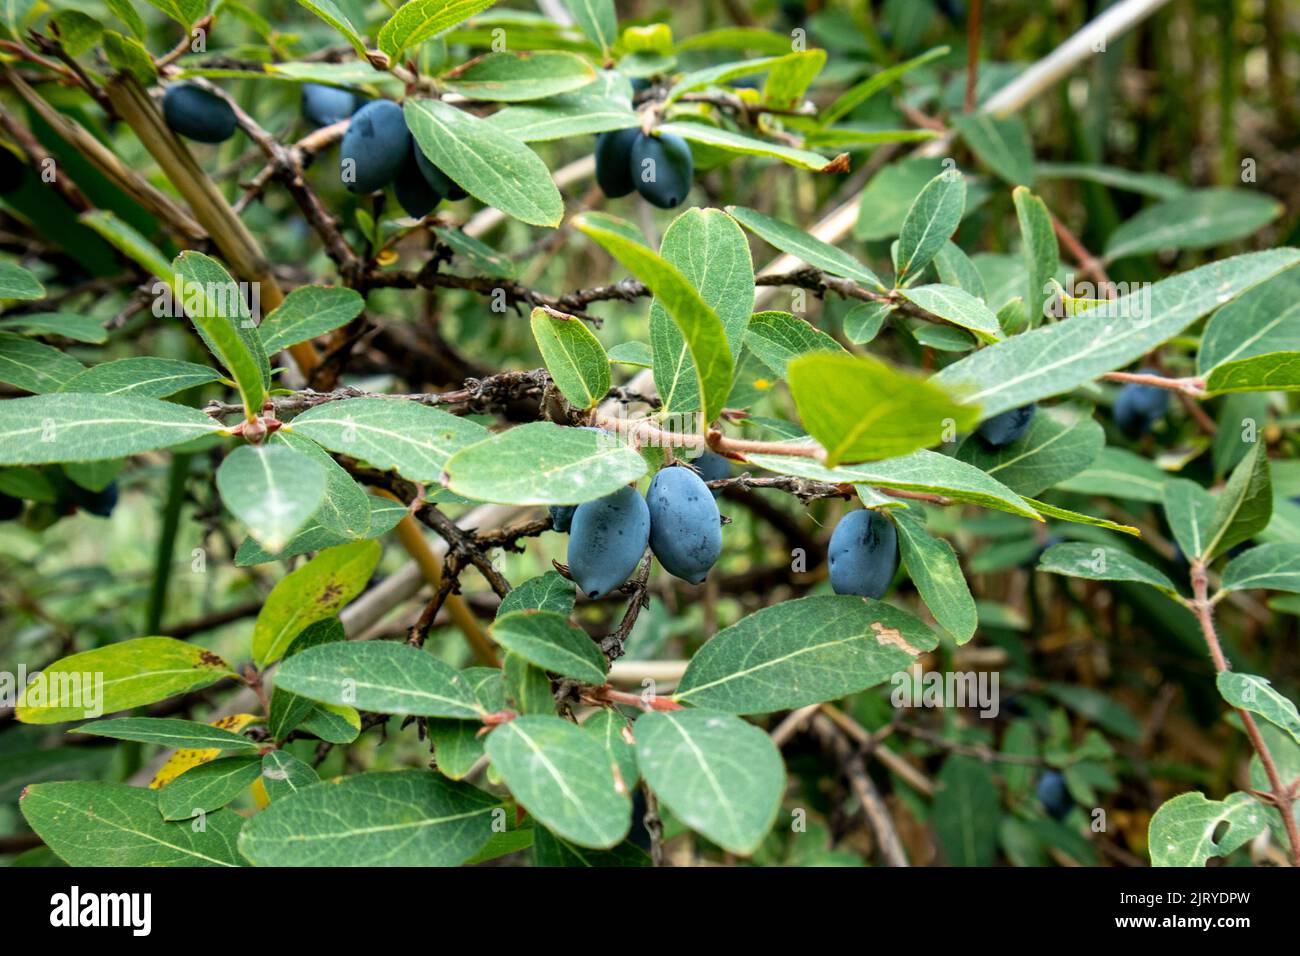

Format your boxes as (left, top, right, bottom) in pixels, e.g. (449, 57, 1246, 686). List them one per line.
(787, 351, 978, 465)
(260, 285, 364, 354)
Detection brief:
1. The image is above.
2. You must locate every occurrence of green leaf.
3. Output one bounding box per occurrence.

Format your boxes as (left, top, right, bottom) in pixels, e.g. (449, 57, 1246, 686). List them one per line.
(1034, 161, 1185, 200)
(72, 717, 260, 751)
(378, 0, 499, 60)
(216, 444, 326, 554)
(1011, 186, 1059, 326)
(260, 750, 320, 802)
(0, 332, 85, 393)
(0, 261, 44, 300)
(1148, 791, 1267, 867)
(275, 641, 487, 718)
(433, 226, 517, 277)
(486, 715, 631, 849)
(0, 394, 221, 466)
(952, 113, 1035, 186)
(1203, 443, 1271, 560)
(404, 98, 562, 227)
(1221, 543, 1300, 594)
(173, 251, 268, 416)
(1198, 264, 1300, 376)
(1249, 724, 1300, 845)
(583, 708, 638, 789)
(490, 610, 607, 684)
(955, 410, 1103, 497)
(1057, 446, 1168, 503)
(1037, 542, 1177, 596)
(673, 595, 938, 714)
(762, 48, 824, 109)
(289, 0, 366, 54)
(235, 496, 403, 566)
(1044, 682, 1141, 741)
(267, 618, 347, 741)
(21, 781, 245, 866)
(530, 307, 610, 409)
(61, 358, 222, 399)
(1162, 478, 1217, 561)
(238, 769, 502, 866)
(894, 510, 977, 644)
(657, 121, 846, 173)
(647, 208, 751, 416)
(441, 51, 596, 102)
(1217, 672, 1300, 744)
(787, 352, 978, 466)
(855, 157, 951, 242)
(726, 205, 884, 291)
(272, 430, 373, 540)
(1021, 497, 1140, 537)
(17, 637, 236, 724)
(0, 311, 106, 344)
(932, 755, 999, 866)
(260, 286, 364, 354)
(140, 0, 203, 26)
(665, 52, 815, 103)
(1205, 351, 1300, 394)
(532, 827, 649, 867)
(48, 10, 102, 56)
(252, 540, 382, 667)
(893, 172, 966, 283)
(933, 241, 988, 300)
(158, 755, 262, 821)
(561, 0, 617, 54)
(103, 30, 156, 84)
(843, 301, 892, 344)
(746, 449, 1039, 518)
(503, 652, 555, 715)
(289, 397, 488, 484)
(1104, 189, 1281, 261)
(821, 46, 949, 126)
(443, 421, 646, 506)
(427, 669, 505, 780)
(897, 285, 1003, 342)
(486, 95, 639, 142)
(298, 702, 360, 744)
(79, 210, 173, 281)
(932, 249, 1300, 416)
(744, 310, 846, 377)
(497, 570, 576, 617)
(634, 709, 783, 856)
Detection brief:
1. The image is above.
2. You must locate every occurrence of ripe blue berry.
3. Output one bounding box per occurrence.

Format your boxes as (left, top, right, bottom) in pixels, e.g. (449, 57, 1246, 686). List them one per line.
(162, 84, 237, 144)
(976, 403, 1036, 448)
(828, 509, 898, 599)
(567, 485, 650, 598)
(1036, 770, 1072, 821)
(339, 100, 409, 194)
(646, 466, 722, 585)
(595, 128, 639, 199)
(630, 131, 693, 209)
(301, 84, 362, 127)
(1115, 368, 1170, 440)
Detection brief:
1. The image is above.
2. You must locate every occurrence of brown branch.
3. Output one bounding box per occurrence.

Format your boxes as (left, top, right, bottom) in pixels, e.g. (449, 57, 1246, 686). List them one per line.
(1189, 559, 1300, 867)
(811, 712, 910, 867)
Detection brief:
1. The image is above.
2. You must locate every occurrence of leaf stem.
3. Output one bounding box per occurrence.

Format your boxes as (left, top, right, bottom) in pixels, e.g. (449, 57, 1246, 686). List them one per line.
(1189, 559, 1300, 866)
